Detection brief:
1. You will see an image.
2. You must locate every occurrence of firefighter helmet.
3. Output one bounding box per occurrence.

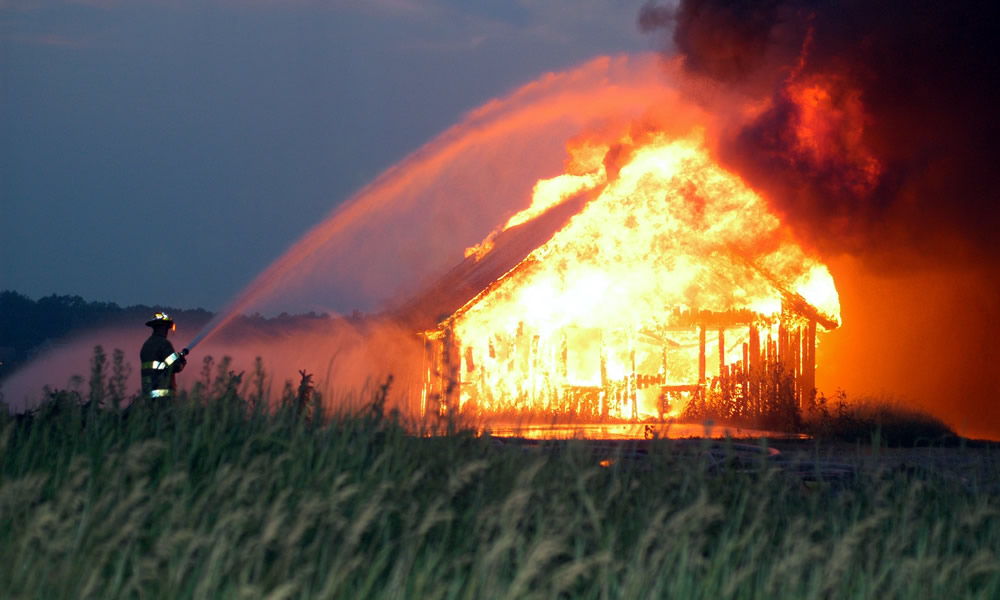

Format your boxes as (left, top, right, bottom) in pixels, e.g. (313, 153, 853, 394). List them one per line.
(145, 312, 176, 331)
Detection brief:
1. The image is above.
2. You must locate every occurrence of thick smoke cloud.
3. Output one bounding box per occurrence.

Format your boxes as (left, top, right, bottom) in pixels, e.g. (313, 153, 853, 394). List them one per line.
(641, 0, 1000, 437)
(640, 0, 1000, 266)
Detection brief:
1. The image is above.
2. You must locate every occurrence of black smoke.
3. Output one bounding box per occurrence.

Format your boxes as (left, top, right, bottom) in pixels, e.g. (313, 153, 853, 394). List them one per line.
(640, 0, 1000, 267)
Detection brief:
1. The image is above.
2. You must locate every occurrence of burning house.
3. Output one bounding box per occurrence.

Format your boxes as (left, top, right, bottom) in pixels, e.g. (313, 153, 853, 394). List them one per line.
(400, 133, 841, 424)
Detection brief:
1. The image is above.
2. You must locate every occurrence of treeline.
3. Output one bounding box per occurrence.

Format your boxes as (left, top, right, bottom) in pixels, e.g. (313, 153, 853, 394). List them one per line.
(0, 290, 213, 381)
(0, 290, 344, 382)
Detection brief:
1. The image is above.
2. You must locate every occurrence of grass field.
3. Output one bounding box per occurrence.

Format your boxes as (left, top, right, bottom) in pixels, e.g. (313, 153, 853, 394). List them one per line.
(2, 364, 999, 599)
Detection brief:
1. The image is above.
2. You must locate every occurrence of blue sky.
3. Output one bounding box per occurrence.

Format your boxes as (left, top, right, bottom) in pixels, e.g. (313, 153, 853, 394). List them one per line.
(1, 0, 652, 310)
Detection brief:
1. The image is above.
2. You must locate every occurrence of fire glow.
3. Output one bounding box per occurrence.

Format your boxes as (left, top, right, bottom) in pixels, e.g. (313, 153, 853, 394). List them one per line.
(421, 132, 841, 422)
(163, 54, 857, 430)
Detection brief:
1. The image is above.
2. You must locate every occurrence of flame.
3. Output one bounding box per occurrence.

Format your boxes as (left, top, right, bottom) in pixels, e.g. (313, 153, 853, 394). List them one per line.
(504, 170, 606, 230)
(503, 139, 612, 230)
(466, 141, 610, 259)
(438, 131, 841, 420)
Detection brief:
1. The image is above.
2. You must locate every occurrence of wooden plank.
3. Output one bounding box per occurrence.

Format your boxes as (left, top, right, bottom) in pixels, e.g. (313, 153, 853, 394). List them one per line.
(443, 323, 459, 414)
(742, 343, 749, 410)
(792, 327, 801, 407)
(600, 331, 608, 417)
(749, 323, 760, 416)
(661, 384, 699, 393)
(805, 319, 817, 403)
(698, 324, 707, 388)
(630, 345, 638, 420)
(718, 328, 727, 402)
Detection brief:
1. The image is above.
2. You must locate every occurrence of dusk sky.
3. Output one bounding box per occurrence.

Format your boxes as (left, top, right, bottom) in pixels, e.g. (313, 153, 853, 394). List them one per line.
(2, 0, 650, 311)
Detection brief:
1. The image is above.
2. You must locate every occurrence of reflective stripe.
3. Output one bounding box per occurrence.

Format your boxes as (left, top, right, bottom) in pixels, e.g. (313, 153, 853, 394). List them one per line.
(150, 389, 174, 398)
(142, 356, 180, 370)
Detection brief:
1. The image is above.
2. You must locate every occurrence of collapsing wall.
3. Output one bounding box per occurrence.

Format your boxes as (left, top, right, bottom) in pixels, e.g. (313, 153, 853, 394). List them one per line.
(422, 298, 833, 423)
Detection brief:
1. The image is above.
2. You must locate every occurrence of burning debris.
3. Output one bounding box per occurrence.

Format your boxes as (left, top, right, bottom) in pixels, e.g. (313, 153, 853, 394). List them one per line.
(403, 133, 840, 424)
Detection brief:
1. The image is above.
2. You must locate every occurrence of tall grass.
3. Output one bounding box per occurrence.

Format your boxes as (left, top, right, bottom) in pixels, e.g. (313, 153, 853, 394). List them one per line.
(804, 390, 956, 445)
(1, 357, 998, 598)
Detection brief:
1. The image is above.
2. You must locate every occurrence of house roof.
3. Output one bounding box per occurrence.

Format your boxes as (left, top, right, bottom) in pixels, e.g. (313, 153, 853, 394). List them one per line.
(391, 191, 593, 332)
(393, 183, 838, 333)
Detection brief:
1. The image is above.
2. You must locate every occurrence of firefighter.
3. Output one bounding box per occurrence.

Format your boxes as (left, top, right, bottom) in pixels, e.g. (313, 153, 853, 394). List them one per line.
(140, 312, 189, 399)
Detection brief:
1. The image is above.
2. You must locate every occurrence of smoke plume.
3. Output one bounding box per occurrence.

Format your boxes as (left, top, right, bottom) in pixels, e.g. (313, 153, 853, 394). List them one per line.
(641, 0, 1000, 438)
(640, 0, 1000, 265)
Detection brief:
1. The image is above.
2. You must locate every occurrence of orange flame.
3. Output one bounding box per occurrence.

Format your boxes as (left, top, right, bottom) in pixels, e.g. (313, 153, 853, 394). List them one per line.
(442, 131, 840, 419)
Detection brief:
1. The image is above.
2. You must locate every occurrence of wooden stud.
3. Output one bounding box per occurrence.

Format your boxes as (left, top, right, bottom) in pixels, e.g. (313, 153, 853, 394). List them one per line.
(805, 319, 817, 403)
(600, 331, 608, 417)
(630, 345, 638, 420)
(698, 323, 707, 393)
(718, 328, 727, 403)
(749, 323, 760, 416)
(792, 327, 801, 407)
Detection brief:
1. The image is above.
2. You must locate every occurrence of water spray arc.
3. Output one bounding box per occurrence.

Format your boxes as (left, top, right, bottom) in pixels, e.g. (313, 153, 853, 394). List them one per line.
(177, 56, 675, 356)
(178, 193, 383, 354)
(182, 315, 223, 354)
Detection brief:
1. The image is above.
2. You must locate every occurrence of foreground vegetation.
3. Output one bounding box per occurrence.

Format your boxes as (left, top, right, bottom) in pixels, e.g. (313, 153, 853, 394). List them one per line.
(1, 361, 998, 599)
